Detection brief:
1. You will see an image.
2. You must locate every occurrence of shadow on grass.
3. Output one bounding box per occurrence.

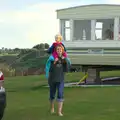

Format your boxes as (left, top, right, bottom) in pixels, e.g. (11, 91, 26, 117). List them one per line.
(6, 84, 47, 93)
(30, 84, 47, 90)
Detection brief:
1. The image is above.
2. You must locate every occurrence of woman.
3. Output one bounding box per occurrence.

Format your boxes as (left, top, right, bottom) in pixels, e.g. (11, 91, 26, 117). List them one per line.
(45, 44, 71, 116)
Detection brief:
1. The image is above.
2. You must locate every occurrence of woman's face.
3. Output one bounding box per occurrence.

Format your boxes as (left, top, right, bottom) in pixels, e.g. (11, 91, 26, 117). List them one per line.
(56, 46, 62, 56)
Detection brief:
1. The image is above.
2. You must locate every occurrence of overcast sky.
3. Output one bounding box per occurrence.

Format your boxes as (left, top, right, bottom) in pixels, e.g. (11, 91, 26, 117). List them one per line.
(0, 0, 120, 48)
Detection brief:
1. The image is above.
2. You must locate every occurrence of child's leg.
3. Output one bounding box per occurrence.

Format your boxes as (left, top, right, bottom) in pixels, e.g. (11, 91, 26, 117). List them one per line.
(62, 51, 67, 58)
(52, 52, 59, 64)
(0, 81, 4, 88)
(52, 51, 58, 59)
(49, 82, 57, 113)
(56, 81, 64, 116)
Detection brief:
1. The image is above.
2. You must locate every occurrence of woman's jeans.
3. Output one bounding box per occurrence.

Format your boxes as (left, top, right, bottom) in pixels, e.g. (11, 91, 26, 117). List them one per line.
(49, 81, 64, 102)
(0, 91, 6, 120)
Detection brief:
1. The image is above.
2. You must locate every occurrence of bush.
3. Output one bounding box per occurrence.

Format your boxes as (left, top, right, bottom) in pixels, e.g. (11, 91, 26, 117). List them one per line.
(0, 63, 15, 77)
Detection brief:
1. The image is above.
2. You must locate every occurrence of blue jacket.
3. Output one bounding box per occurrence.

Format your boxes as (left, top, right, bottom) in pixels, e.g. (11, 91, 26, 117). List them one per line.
(45, 55, 71, 79)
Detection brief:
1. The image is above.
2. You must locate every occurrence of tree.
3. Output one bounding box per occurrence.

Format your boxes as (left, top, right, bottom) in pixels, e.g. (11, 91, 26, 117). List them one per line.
(14, 48, 20, 51)
(20, 49, 27, 55)
(33, 43, 47, 50)
(33, 44, 40, 49)
(4, 48, 8, 52)
(2, 47, 4, 50)
(45, 43, 49, 49)
(39, 43, 45, 50)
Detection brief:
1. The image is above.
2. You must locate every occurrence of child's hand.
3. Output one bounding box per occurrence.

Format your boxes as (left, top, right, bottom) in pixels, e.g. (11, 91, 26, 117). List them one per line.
(55, 58, 58, 61)
(62, 56, 65, 59)
(54, 58, 58, 64)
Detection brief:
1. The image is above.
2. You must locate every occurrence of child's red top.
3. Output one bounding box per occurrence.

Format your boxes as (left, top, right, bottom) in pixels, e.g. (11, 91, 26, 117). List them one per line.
(53, 42, 62, 47)
(0, 71, 4, 81)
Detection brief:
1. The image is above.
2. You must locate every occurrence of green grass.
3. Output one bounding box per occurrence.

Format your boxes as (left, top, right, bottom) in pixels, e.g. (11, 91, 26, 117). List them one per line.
(3, 71, 120, 120)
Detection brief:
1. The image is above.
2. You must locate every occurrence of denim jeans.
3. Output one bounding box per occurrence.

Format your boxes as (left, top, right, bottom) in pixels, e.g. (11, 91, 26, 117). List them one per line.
(0, 108, 4, 120)
(49, 81, 64, 102)
(0, 91, 6, 120)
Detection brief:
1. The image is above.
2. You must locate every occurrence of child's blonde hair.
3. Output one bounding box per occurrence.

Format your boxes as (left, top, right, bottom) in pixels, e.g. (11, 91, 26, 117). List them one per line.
(55, 34, 62, 42)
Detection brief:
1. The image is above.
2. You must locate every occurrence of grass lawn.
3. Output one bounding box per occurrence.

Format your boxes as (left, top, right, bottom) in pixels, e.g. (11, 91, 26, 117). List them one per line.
(3, 71, 120, 120)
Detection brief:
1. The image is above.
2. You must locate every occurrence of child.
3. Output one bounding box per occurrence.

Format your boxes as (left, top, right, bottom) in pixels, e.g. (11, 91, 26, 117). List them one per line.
(0, 70, 6, 120)
(47, 34, 68, 64)
(0, 71, 4, 87)
(45, 44, 71, 116)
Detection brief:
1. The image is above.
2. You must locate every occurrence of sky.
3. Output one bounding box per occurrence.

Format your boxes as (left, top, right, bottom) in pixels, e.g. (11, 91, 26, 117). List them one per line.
(0, 0, 120, 49)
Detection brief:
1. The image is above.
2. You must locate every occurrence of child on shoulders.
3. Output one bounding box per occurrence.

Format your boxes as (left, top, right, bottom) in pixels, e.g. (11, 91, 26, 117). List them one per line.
(47, 34, 68, 64)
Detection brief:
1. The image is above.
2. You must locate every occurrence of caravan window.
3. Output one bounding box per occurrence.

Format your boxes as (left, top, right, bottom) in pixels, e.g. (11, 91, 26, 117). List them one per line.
(95, 22, 103, 40)
(95, 19, 114, 40)
(73, 20, 91, 40)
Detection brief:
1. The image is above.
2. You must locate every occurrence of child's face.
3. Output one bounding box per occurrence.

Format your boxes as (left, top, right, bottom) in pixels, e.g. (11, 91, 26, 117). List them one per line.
(56, 35, 62, 42)
(56, 46, 62, 56)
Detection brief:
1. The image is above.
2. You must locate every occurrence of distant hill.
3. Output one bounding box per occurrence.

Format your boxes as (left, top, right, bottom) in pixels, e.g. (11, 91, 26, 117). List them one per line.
(0, 43, 50, 76)
(10, 49, 49, 75)
(0, 54, 17, 65)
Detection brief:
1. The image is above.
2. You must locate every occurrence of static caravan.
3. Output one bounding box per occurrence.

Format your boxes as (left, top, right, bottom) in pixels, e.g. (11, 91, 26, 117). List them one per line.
(56, 4, 120, 84)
